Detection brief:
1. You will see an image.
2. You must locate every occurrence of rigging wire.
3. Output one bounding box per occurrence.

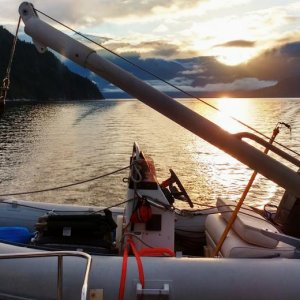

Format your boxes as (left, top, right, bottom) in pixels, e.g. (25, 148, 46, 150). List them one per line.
(0, 165, 131, 197)
(34, 8, 300, 158)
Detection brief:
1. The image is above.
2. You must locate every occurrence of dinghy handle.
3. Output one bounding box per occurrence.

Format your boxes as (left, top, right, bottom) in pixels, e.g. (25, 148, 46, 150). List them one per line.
(136, 282, 170, 296)
(0, 251, 92, 300)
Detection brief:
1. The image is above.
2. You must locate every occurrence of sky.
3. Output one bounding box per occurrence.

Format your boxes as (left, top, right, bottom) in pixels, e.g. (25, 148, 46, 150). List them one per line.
(1, 0, 300, 95)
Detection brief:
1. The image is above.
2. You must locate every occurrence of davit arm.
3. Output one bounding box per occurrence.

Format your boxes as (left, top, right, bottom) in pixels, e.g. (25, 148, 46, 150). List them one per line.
(19, 2, 300, 197)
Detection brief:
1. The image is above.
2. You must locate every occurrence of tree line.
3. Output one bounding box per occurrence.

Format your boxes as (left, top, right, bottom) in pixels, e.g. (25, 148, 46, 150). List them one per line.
(0, 26, 103, 100)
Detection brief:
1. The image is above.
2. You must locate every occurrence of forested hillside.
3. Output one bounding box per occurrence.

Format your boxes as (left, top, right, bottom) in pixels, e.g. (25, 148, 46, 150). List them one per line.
(0, 26, 103, 100)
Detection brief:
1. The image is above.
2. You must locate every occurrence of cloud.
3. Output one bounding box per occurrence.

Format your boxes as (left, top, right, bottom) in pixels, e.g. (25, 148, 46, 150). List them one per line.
(63, 40, 298, 97)
(171, 77, 276, 92)
(3, 0, 299, 67)
(135, 41, 193, 59)
(180, 68, 206, 75)
(24, 0, 206, 27)
(245, 41, 300, 81)
(73, 33, 111, 46)
(130, 41, 180, 57)
(201, 78, 277, 92)
(216, 40, 256, 48)
(0, 0, 21, 23)
(5, 0, 300, 98)
(153, 24, 168, 33)
(100, 39, 197, 59)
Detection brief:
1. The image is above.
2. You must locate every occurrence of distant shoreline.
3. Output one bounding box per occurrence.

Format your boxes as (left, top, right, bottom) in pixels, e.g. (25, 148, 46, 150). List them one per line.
(5, 98, 105, 103)
(4, 97, 300, 104)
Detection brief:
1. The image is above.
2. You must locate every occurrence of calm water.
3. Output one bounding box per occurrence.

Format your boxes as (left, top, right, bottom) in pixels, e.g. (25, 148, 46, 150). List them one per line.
(0, 98, 299, 209)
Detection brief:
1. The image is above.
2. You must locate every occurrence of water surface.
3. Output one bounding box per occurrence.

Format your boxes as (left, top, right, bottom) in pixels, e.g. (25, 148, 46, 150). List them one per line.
(0, 98, 299, 208)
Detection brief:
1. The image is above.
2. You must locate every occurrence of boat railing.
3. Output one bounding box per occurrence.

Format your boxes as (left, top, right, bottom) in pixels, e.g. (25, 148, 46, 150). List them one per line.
(234, 132, 300, 168)
(0, 250, 92, 300)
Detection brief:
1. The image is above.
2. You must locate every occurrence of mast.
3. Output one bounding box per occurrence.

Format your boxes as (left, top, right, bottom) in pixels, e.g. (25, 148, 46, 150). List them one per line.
(19, 2, 300, 197)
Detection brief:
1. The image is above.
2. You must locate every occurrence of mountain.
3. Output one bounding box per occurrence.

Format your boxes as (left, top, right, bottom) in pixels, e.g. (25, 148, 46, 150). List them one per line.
(0, 26, 104, 100)
(246, 75, 300, 98)
(64, 45, 300, 98)
(63, 52, 186, 98)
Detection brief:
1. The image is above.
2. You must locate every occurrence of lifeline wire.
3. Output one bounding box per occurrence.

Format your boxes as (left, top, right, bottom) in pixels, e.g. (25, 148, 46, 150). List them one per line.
(0, 165, 131, 197)
(0, 197, 133, 214)
(34, 8, 300, 158)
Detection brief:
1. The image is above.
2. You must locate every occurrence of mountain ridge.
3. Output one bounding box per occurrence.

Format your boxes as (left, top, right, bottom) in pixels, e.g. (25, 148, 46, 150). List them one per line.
(0, 26, 104, 100)
(65, 48, 300, 98)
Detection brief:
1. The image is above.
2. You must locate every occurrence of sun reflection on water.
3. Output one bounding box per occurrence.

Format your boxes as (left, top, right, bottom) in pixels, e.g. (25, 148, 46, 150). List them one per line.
(212, 98, 254, 133)
(187, 98, 285, 207)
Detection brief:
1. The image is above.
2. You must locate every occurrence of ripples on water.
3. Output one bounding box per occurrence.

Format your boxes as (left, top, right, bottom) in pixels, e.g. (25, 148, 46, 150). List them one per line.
(0, 98, 299, 208)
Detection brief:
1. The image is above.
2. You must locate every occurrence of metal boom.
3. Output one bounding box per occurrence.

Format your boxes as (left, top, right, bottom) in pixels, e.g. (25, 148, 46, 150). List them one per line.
(19, 2, 300, 197)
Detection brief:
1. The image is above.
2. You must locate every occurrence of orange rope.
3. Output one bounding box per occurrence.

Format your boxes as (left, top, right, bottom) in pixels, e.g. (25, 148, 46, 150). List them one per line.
(128, 239, 145, 286)
(119, 238, 145, 300)
(139, 247, 175, 257)
(211, 126, 280, 257)
(118, 237, 175, 299)
(118, 241, 129, 300)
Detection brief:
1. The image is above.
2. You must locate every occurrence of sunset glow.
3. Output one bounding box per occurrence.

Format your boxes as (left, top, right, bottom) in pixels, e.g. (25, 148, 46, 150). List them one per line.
(214, 47, 258, 66)
(2, 1, 300, 96)
(3, 1, 300, 61)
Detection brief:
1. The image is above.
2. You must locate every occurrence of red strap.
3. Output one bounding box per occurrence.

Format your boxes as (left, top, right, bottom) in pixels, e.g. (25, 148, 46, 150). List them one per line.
(118, 243, 128, 300)
(128, 239, 145, 287)
(138, 247, 175, 257)
(119, 238, 145, 300)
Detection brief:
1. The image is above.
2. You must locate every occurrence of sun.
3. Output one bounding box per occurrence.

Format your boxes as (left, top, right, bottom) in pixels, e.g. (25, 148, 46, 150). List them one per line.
(213, 47, 256, 66)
